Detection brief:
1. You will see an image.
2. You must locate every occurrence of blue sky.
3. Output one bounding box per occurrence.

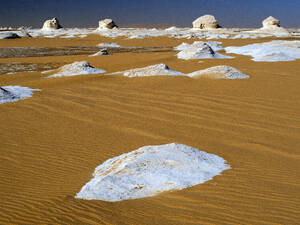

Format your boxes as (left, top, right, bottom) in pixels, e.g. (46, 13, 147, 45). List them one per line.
(1, 0, 299, 28)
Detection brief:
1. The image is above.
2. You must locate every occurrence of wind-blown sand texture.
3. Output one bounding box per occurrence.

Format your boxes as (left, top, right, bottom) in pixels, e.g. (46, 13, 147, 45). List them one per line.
(0, 34, 300, 225)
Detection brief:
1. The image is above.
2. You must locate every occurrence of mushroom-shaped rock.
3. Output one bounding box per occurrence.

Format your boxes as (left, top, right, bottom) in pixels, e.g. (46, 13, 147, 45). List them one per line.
(262, 16, 280, 28)
(42, 17, 62, 30)
(193, 15, 219, 29)
(98, 19, 118, 29)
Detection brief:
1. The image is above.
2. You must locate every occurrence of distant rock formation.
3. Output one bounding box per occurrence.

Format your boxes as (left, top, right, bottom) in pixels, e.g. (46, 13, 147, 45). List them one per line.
(42, 18, 62, 30)
(98, 19, 118, 29)
(252, 16, 289, 37)
(262, 16, 280, 28)
(192, 15, 220, 29)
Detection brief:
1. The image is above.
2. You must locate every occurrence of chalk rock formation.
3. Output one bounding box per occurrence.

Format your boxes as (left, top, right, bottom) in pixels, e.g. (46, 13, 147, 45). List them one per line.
(225, 40, 300, 62)
(192, 15, 219, 29)
(0, 86, 39, 104)
(111, 64, 183, 77)
(76, 143, 230, 201)
(42, 18, 62, 30)
(0, 32, 20, 39)
(89, 49, 110, 57)
(98, 19, 118, 29)
(188, 65, 249, 79)
(177, 42, 231, 60)
(47, 61, 106, 78)
(262, 16, 280, 28)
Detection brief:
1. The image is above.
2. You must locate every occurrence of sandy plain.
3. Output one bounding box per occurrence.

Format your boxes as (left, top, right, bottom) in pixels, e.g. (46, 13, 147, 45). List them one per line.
(0, 34, 300, 225)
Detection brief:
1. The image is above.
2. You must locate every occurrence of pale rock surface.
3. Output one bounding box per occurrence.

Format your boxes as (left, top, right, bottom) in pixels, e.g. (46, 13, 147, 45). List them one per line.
(76, 143, 230, 202)
(111, 64, 183, 77)
(263, 16, 280, 28)
(89, 49, 110, 57)
(47, 61, 106, 78)
(98, 19, 118, 29)
(0, 32, 20, 39)
(188, 65, 249, 79)
(176, 42, 231, 60)
(225, 40, 300, 61)
(42, 18, 62, 30)
(192, 15, 219, 29)
(0, 86, 39, 104)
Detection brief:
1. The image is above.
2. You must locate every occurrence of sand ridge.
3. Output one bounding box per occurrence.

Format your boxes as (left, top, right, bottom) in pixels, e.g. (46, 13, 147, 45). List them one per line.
(0, 35, 300, 224)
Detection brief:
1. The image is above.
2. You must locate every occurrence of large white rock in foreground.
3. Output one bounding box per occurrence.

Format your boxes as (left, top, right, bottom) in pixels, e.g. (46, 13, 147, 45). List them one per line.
(188, 65, 249, 79)
(0, 86, 39, 104)
(225, 40, 300, 62)
(98, 19, 118, 29)
(42, 17, 62, 30)
(76, 143, 230, 201)
(112, 64, 183, 77)
(47, 61, 106, 78)
(193, 15, 220, 29)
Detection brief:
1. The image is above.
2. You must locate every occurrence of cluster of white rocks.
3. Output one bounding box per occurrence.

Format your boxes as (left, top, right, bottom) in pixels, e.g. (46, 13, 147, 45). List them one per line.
(111, 63, 249, 79)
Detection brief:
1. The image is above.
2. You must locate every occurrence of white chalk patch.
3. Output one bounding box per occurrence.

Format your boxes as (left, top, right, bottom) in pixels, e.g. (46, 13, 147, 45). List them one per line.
(76, 143, 230, 202)
(188, 65, 249, 79)
(47, 61, 105, 78)
(225, 40, 300, 61)
(111, 64, 183, 77)
(0, 86, 40, 104)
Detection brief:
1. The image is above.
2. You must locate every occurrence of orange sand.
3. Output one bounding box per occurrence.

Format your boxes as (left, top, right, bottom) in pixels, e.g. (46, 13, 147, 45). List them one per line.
(0, 35, 299, 225)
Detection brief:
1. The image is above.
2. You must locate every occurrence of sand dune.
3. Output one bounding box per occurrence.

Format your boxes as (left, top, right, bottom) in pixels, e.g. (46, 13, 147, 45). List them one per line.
(0, 35, 299, 224)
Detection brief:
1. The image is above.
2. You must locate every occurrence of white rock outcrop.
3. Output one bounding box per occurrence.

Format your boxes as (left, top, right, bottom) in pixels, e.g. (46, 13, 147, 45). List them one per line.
(0, 32, 20, 39)
(192, 15, 219, 29)
(47, 61, 106, 78)
(0, 86, 39, 104)
(111, 64, 183, 77)
(42, 17, 62, 30)
(188, 65, 249, 79)
(262, 16, 280, 28)
(76, 143, 230, 202)
(176, 42, 232, 60)
(98, 19, 118, 29)
(225, 40, 300, 62)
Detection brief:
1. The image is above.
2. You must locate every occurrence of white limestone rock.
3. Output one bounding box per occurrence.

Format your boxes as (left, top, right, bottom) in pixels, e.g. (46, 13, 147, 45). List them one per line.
(98, 19, 118, 29)
(76, 143, 230, 202)
(225, 40, 300, 62)
(192, 15, 220, 29)
(89, 49, 110, 57)
(47, 61, 106, 78)
(176, 42, 231, 60)
(188, 65, 249, 79)
(0, 32, 20, 39)
(0, 86, 40, 104)
(42, 18, 62, 30)
(111, 64, 183, 77)
(263, 16, 280, 28)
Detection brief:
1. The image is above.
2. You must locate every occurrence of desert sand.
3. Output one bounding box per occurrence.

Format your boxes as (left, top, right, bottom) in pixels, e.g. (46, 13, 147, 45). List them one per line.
(0, 34, 300, 225)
